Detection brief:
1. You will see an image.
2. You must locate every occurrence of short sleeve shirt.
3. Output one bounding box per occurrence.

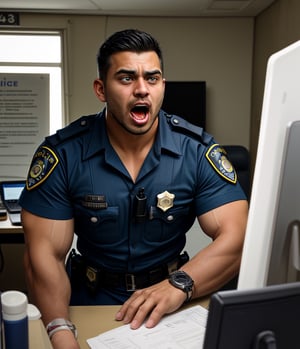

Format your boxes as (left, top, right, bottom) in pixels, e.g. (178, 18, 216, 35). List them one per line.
(20, 110, 246, 273)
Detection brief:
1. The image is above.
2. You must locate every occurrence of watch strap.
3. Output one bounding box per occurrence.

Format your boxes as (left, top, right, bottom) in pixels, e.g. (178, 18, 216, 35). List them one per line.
(168, 270, 194, 302)
(46, 318, 78, 339)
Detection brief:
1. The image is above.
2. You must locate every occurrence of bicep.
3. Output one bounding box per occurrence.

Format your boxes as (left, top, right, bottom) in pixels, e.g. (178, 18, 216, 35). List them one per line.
(21, 208, 74, 262)
(197, 200, 248, 241)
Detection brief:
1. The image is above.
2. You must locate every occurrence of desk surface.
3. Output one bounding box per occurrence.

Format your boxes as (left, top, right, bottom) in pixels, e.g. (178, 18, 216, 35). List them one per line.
(28, 298, 210, 348)
(0, 215, 22, 232)
(70, 298, 210, 349)
(0, 216, 24, 243)
(29, 320, 53, 349)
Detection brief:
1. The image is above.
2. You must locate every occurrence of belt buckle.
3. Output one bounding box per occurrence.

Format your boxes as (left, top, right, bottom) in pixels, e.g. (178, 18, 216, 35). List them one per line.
(86, 266, 98, 283)
(125, 274, 136, 291)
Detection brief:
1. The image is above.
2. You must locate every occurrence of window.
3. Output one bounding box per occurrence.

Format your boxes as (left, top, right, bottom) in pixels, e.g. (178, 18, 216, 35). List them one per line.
(0, 31, 65, 180)
(0, 31, 64, 132)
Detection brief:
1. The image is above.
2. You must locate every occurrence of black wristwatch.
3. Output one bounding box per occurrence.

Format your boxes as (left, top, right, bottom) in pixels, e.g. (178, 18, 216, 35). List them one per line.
(168, 270, 194, 302)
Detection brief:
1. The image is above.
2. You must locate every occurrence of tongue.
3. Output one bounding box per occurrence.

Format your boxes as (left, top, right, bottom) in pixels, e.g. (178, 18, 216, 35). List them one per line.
(131, 110, 146, 120)
(131, 110, 148, 125)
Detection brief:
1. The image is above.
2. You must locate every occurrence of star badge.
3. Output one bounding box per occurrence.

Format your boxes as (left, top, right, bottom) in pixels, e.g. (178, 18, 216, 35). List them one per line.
(157, 190, 175, 212)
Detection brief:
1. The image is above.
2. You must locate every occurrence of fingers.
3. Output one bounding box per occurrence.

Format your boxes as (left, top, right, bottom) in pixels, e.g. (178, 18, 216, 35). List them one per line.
(115, 280, 186, 330)
(115, 289, 148, 326)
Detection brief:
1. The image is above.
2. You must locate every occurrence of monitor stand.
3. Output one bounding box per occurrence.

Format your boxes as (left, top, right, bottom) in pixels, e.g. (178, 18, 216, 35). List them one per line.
(267, 120, 300, 285)
(253, 330, 277, 349)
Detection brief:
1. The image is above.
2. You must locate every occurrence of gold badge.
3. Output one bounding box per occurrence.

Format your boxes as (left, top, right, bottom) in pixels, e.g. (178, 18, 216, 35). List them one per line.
(157, 191, 175, 212)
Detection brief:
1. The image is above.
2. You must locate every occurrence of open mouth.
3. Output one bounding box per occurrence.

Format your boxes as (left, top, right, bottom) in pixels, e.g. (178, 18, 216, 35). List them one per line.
(130, 105, 150, 123)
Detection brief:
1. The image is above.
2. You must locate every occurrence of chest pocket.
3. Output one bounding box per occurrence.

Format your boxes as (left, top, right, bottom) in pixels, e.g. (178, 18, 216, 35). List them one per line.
(74, 206, 120, 244)
(145, 206, 192, 243)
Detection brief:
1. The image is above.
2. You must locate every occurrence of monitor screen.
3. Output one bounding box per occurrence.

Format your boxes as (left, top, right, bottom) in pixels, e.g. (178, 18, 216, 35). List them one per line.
(203, 282, 300, 349)
(237, 40, 300, 289)
(1, 181, 25, 201)
(161, 81, 206, 129)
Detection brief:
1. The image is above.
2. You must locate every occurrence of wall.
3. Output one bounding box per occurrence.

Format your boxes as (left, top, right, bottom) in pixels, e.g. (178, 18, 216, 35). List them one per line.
(250, 0, 300, 166)
(21, 13, 254, 147)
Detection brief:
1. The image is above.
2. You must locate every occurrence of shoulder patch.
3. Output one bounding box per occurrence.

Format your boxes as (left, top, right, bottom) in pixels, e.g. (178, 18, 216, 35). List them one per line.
(26, 145, 59, 190)
(205, 144, 237, 184)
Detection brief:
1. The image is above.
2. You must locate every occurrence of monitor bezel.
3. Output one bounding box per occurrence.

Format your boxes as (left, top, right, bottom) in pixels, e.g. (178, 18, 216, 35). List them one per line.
(203, 282, 300, 349)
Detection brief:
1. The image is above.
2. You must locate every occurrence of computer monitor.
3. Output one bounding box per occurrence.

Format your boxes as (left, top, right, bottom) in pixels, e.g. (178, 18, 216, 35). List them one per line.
(162, 81, 206, 129)
(237, 40, 300, 290)
(203, 282, 300, 349)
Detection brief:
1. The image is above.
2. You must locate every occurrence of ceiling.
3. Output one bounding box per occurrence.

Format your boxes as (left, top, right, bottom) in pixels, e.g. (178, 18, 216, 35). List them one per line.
(0, 0, 276, 17)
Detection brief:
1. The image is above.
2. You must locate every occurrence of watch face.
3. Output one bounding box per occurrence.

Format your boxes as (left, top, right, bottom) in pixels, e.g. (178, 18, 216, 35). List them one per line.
(174, 273, 188, 283)
(171, 271, 193, 288)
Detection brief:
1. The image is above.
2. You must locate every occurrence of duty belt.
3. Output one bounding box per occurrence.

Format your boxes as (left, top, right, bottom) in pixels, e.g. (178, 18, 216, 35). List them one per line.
(68, 250, 189, 293)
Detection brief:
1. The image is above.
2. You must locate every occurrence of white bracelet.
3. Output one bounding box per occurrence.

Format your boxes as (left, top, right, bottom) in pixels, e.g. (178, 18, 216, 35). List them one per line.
(46, 318, 78, 339)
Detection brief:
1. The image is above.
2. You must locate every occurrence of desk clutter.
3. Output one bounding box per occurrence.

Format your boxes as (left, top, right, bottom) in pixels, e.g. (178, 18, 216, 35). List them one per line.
(0, 290, 42, 349)
(0, 180, 25, 226)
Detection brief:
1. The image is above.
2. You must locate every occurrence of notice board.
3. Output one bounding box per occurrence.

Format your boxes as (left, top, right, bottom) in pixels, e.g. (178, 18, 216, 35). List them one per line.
(0, 73, 49, 181)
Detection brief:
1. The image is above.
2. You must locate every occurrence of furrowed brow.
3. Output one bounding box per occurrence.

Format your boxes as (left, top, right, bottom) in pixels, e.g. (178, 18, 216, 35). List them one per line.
(115, 69, 162, 77)
(145, 69, 162, 76)
(115, 69, 136, 76)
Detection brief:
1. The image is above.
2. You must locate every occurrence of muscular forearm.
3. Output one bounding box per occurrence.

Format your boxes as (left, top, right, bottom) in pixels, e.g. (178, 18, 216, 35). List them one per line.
(21, 210, 78, 348)
(24, 249, 71, 324)
(185, 200, 248, 298)
(180, 238, 242, 299)
(24, 250, 79, 349)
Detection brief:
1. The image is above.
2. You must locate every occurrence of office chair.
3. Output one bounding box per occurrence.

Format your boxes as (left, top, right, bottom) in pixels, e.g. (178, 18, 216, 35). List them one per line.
(222, 145, 251, 200)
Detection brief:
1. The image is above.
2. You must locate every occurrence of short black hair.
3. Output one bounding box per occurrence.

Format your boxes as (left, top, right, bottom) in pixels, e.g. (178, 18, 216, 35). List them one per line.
(96, 29, 164, 81)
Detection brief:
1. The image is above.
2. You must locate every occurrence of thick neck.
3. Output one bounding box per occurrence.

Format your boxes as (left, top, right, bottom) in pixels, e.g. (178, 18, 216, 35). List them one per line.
(106, 115, 158, 182)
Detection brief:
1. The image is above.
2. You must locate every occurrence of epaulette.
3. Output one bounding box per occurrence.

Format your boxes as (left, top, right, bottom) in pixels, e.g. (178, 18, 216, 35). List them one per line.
(164, 112, 213, 145)
(45, 115, 96, 147)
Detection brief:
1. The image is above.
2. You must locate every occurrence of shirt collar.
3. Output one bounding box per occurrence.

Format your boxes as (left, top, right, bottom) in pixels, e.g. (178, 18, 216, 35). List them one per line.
(82, 109, 182, 160)
(82, 111, 108, 160)
(157, 110, 182, 156)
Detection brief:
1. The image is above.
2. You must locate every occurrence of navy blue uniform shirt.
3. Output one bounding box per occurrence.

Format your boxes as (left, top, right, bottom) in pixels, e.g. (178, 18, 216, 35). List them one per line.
(20, 110, 246, 274)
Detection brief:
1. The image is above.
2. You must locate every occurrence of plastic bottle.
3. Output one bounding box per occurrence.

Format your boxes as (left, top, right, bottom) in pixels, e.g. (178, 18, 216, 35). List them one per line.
(1, 290, 29, 349)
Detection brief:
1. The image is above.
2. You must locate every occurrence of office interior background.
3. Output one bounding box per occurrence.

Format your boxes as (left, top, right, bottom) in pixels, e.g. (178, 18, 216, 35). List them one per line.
(0, 0, 298, 291)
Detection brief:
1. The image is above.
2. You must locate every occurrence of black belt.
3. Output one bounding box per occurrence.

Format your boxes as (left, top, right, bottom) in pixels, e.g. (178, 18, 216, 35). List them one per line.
(86, 264, 171, 292)
(68, 250, 189, 293)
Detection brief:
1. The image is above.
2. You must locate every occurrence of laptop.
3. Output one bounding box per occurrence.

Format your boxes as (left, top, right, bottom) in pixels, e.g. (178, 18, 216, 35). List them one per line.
(0, 180, 25, 213)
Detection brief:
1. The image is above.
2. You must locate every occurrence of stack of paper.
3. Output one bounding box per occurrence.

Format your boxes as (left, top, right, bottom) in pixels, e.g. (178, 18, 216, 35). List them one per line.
(87, 305, 208, 349)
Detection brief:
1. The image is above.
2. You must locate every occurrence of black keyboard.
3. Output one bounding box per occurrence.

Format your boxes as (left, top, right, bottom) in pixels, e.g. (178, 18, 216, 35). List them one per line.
(4, 200, 21, 213)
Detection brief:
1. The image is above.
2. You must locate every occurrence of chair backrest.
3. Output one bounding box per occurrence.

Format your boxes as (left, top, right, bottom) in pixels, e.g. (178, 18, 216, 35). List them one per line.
(222, 145, 251, 200)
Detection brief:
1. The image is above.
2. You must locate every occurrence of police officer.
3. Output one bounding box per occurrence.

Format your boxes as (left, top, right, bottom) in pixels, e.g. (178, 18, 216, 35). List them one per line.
(20, 29, 248, 349)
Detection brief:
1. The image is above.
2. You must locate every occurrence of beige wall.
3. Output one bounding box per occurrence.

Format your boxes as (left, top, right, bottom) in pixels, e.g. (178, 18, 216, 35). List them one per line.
(21, 13, 254, 147)
(251, 0, 300, 166)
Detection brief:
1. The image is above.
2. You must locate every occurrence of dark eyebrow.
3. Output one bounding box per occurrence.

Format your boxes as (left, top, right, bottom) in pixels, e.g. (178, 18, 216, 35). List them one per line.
(145, 69, 162, 76)
(115, 69, 136, 76)
(115, 69, 162, 77)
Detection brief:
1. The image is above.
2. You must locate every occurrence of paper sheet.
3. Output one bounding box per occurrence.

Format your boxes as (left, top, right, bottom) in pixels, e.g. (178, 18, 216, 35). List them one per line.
(87, 305, 208, 349)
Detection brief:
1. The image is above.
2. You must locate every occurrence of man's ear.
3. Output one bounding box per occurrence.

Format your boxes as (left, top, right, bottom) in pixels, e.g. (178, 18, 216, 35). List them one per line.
(93, 79, 106, 102)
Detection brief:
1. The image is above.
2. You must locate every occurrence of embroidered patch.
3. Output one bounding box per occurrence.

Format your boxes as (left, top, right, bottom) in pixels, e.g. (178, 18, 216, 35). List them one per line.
(205, 144, 237, 184)
(26, 146, 59, 190)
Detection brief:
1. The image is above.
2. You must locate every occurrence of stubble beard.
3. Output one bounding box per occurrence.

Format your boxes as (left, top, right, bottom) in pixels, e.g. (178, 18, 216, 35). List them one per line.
(110, 110, 159, 136)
